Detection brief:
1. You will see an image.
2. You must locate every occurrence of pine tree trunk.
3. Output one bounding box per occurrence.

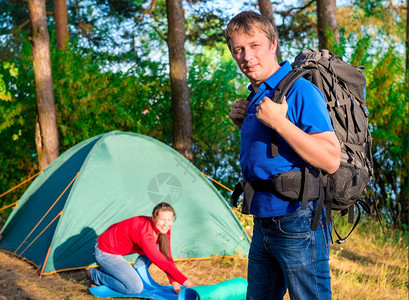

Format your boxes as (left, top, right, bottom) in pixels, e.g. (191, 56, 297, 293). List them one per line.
(406, 0, 409, 74)
(27, 0, 59, 170)
(166, 0, 193, 162)
(317, 0, 339, 51)
(258, 0, 282, 62)
(54, 0, 69, 49)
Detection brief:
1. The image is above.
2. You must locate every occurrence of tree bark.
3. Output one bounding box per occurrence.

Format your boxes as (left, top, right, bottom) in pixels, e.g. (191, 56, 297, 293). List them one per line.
(27, 0, 59, 170)
(166, 0, 193, 162)
(317, 0, 339, 51)
(54, 0, 69, 49)
(258, 0, 282, 62)
(406, 0, 409, 74)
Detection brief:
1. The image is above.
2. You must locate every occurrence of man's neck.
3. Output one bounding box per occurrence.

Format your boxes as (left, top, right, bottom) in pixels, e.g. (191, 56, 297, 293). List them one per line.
(252, 83, 260, 94)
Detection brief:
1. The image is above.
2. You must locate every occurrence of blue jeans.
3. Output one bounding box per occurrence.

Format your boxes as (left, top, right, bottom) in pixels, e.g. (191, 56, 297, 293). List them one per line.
(90, 241, 149, 294)
(246, 203, 331, 300)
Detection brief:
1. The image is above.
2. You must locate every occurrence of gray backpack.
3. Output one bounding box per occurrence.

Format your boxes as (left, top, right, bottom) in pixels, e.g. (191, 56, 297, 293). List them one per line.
(271, 49, 375, 242)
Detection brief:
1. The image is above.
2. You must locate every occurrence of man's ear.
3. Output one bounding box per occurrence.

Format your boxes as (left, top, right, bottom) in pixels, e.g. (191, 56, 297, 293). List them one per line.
(271, 39, 277, 53)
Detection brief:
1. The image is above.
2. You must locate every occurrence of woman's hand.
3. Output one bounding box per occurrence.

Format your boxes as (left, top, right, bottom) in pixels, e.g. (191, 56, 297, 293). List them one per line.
(183, 279, 196, 288)
(172, 282, 182, 294)
(172, 279, 196, 294)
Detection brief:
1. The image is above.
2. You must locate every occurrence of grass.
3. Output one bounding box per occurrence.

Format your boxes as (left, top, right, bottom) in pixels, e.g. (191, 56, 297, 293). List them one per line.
(0, 214, 407, 299)
(329, 214, 408, 299)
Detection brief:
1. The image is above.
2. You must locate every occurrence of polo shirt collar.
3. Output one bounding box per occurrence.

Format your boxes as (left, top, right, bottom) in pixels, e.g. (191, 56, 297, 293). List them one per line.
(248, 61, 292, 93)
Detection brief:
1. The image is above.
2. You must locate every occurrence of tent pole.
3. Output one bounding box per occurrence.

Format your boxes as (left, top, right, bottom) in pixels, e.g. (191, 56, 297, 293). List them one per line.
(14, 173, 78, 254)
(39, 246, 52, 278)
(19, 211, 62, 257)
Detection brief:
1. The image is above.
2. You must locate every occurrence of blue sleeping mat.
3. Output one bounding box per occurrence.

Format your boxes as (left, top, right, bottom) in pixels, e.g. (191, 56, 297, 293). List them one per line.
(89, 264, 247, 299)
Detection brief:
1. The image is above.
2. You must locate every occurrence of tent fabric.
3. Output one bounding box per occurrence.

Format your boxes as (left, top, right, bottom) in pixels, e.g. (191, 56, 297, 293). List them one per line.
(0, 131, 250, 275)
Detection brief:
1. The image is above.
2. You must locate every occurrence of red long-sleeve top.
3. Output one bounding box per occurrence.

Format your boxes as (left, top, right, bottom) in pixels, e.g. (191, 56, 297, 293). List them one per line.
(97, 216, 187, 285)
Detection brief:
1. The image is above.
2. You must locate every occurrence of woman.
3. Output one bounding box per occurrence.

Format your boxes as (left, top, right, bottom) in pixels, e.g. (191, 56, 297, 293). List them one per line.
(89, 202, 196, 295)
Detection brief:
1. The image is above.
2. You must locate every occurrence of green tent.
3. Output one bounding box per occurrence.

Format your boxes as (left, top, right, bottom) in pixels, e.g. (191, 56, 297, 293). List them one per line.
(0, 131, 249, 275)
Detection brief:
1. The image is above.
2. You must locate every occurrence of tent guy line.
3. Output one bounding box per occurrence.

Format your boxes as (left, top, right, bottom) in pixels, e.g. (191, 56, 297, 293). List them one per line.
(0, 171, 43, 199)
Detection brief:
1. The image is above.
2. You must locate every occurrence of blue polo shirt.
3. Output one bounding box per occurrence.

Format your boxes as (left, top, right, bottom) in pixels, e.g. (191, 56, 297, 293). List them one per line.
(240, 61, 334, 217)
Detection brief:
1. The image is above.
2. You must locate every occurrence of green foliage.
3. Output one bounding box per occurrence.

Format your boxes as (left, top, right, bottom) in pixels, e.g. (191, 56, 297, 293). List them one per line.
(0, 35, 38, 224)
(52, 47, 173, 148)
(0, 62, 21, 131)
(277, 1, 318, 58)
(0, 0, 407, 232)
(337, 1, 408, 229)
(0, 0, 30, 62)
(0, 34, 174, 216)
(189, 44, 248, 198)
(0, 68, 12, 102)
(0, 33, 248, 212)
(96, 0, 145, 18)
(186, 7, 228, 47)
(365, 48, 408, 229)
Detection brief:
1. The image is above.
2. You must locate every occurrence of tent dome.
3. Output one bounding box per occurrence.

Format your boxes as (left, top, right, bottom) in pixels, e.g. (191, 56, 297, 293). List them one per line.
(0, 131, 249, 275)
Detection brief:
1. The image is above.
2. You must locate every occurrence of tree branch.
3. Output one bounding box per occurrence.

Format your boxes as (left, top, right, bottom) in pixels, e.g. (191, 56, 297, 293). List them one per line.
(13, 19, 30, 31)
(137, 0, 165, 40)
(11, 11, 54, 33)
(152, 25, 167, 41)
(281, 0, 315, 25)
(139, 0, 156, 23)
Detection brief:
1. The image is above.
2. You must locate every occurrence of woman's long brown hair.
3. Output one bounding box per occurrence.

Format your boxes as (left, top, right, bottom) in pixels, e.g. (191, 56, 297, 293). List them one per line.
(152, 202, 176, 260)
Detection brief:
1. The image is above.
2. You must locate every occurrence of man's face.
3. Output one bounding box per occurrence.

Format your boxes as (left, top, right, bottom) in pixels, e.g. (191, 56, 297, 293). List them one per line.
(230, 27, 278, 89)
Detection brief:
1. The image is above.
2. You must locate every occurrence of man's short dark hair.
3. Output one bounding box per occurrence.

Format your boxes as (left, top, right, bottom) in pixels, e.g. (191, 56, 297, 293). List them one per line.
(225, 10, 278, 52)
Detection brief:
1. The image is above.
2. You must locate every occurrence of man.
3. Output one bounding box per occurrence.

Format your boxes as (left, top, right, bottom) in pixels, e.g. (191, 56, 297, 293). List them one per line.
(226, 11, 340, 300)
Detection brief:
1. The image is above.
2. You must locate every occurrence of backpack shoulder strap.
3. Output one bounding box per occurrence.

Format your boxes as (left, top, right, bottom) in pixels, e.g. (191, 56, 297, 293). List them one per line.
(271, 68, 312, 104)
(270, 67, 313, 156)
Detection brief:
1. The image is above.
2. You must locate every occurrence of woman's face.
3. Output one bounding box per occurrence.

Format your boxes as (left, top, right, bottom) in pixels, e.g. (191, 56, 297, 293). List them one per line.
(152, 210, 174, 234)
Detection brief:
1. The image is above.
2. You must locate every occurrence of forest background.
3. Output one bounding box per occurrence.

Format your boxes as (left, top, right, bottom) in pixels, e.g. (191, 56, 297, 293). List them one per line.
(0, 0, 408, 234)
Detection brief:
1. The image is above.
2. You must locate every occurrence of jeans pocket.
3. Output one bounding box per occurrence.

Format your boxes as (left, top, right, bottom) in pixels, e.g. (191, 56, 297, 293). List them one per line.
(276, 209, 312, 237)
